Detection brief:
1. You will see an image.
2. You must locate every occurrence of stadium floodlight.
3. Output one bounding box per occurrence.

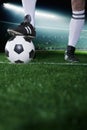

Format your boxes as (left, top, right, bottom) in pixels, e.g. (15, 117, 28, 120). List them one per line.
(3, 3, 58, 19)
(3, 3, 24, 13)
(36, 10, 57, 19)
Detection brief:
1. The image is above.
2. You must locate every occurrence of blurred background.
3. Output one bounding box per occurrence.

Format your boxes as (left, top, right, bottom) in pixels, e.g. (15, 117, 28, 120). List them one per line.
(0, 0, 87, 52)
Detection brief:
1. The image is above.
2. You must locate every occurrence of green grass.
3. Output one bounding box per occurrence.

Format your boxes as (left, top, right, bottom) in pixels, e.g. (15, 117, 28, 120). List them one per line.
(0, 50, 87, 130)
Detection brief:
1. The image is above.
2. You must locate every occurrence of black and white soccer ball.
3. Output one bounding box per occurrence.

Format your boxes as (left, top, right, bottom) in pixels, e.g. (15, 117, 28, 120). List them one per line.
(5, 36, 35, 63)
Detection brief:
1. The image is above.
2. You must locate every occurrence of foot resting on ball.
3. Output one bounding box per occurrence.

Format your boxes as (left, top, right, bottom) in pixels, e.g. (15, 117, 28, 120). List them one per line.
(7, 15, 36, 39)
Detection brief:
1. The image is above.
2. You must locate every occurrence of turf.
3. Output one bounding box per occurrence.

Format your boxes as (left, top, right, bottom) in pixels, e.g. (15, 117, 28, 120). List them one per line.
(0, 51, 87, 130)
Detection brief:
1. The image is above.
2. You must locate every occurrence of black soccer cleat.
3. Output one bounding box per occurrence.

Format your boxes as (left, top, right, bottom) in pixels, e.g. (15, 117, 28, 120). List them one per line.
(7, 15, 36, 39)
(64, 46, 79, 63)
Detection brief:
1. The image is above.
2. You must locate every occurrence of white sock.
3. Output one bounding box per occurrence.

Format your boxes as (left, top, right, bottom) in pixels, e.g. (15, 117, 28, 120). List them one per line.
(68, 10, 85, 47)
(22, 0, 37, 26)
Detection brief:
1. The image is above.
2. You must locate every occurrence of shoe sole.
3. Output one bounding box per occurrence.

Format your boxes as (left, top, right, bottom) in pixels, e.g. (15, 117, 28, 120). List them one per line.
(64, 52, 79, 63)
(64, 56, 79, 63)
(65, 59, 79, 63)
(7, 29, 35, 39)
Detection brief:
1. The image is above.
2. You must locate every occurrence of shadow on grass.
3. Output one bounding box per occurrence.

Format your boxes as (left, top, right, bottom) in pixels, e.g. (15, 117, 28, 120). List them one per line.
(19, 109, 87, 130)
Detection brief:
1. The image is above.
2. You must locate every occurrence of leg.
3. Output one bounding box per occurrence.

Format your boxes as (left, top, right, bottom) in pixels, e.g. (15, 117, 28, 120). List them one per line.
(72, 0, 85, 11)
(22, 0, 37, 26)
(65, 0, 85, 62)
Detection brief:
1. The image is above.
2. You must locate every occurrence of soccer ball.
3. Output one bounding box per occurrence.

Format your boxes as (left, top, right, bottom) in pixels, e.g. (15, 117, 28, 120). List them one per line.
(5, 36, 35, 63)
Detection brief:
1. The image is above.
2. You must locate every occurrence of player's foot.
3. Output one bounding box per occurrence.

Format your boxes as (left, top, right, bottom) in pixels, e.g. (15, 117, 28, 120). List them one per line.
(64, 46, 79, 62)
(7, 15, 36, 39)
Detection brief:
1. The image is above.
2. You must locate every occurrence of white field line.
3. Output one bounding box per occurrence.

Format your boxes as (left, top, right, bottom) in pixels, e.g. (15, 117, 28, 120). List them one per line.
(0, 61, 87, 66)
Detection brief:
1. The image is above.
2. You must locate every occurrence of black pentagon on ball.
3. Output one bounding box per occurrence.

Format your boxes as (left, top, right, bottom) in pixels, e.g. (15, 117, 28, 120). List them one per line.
(5, 49, 9, 57)
(29, 49, 35, 58)
(14, 44, 24, 54)
(15, 60, 24, 63)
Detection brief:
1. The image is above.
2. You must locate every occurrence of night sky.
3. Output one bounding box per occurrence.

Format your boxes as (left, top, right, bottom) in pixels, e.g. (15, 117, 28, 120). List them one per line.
(0, 0, 87, 13)
(0, 0, 72, 12)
